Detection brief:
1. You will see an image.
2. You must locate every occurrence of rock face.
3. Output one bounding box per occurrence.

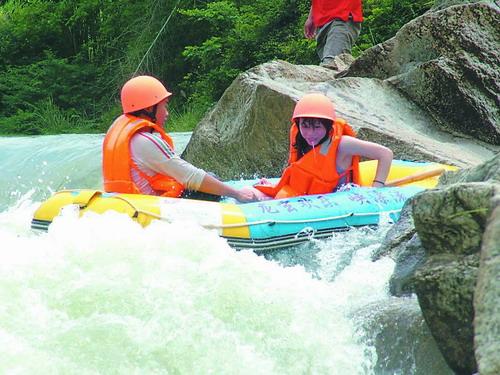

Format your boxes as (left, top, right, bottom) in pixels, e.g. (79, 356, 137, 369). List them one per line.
(385, 154, 499, 374)
(411, 184, 492, 374)
(413, 253, 479, 374)
(346, 2, 500, 144)
(413, 183, 494, 257)
(474, 195, 500, 375)
(431, 0, 487, 11)
(183, 61, 497, 180)
(183, 62, 312, 180)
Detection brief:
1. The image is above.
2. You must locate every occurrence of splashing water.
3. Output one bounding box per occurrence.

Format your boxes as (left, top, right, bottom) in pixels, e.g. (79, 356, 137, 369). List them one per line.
(1, 206, 373, 373)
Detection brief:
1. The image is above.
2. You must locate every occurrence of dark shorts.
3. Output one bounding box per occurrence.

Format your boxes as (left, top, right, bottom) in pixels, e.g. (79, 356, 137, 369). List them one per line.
(181, 189, 221, 202)
(180, 172, 221, 202)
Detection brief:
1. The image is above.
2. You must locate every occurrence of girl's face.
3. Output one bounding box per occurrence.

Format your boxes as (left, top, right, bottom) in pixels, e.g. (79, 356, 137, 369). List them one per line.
(299, 118, 327, 147)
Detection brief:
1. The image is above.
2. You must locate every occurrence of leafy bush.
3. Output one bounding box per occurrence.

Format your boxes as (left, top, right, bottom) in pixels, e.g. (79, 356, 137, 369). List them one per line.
(167, 102, 209, 133)
(357, 0, 433, 53)
(179, 0, 315, 107)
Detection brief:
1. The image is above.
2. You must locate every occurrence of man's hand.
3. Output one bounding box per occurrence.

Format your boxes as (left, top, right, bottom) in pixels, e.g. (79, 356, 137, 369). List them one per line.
(304, 14, 316, 39)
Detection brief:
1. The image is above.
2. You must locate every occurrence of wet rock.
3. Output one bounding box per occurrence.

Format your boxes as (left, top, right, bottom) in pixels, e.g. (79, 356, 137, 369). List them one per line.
(389, 234, 426, 297)
(346, 2, 500, 144)
(356, 299, 452, 374)
(412, 182, 494, 256)
(405, 153, 499, 374)
(474, 191, 500, 375)
(413, 253, 479, 374)
(373, 202, 416, 261)
(372, 202, 425, 297)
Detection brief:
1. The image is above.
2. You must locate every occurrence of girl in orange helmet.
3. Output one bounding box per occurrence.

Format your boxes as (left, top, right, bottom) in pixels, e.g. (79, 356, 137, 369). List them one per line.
(102, 75, 258, 202)
(254, 93, 393, 199)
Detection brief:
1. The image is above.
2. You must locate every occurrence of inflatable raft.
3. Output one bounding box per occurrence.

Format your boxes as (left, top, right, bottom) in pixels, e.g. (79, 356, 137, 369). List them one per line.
(31, 160, 456, 251)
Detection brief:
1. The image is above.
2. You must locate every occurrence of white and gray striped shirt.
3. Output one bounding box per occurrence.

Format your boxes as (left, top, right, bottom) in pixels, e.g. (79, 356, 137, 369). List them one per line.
(129, 131, 206, 195)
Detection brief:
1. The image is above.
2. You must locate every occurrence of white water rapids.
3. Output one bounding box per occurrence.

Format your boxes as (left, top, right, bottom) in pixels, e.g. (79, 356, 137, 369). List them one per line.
(0, 134, 452, 374)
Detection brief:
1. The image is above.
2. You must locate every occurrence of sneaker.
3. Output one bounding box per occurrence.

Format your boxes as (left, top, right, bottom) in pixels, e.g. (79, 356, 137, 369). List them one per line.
(320, 53, 355, 74)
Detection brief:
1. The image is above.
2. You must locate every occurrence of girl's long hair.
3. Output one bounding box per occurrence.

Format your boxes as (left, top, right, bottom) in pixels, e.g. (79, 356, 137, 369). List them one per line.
(293, 118, 333, 159)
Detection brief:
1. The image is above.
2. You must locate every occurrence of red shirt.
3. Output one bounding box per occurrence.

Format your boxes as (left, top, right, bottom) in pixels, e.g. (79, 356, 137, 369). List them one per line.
(312, 0, 363, 27)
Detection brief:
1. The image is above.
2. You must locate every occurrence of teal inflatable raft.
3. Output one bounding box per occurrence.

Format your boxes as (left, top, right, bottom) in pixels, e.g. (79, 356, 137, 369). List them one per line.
(31, 160, 456, 251)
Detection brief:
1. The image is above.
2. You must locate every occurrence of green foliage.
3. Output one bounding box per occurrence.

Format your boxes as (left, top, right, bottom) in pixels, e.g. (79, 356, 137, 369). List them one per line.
(356, 0, 433, 54)
(179, 0, 315, 107)
(167, 102, 209, 133)
(28, 97, 94, 134)
(0, 97, 109, 135)
(0, 52, 101, 113)
(0, 0, 177, 135)
(0, 0, 433, 135)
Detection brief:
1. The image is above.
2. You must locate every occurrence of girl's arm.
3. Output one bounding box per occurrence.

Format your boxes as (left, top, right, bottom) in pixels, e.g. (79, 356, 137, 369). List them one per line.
(337, 136, 393, 187)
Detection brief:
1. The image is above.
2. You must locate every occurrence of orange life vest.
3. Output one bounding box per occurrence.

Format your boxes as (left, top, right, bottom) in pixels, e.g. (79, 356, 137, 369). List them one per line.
(102, 114, 184, 197)
(255, 118, 360, 199)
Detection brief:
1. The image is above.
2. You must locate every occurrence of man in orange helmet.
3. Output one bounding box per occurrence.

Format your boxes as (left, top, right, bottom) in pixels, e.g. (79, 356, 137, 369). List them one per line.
(102, 75, 258, 202)
(254, 93, 393, 199)
(304, 0, 362, 66)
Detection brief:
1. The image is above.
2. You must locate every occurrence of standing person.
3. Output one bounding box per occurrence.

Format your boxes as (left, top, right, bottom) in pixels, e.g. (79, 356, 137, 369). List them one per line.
(304, 0, 363, 66)
(253, 93, 393, 200)
(102, 75, 258, 202)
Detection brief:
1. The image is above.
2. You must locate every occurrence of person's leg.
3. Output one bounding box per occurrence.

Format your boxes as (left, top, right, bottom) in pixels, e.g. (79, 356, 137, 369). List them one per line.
(317, 19, 361, 64)
(315, 21, 331, 61)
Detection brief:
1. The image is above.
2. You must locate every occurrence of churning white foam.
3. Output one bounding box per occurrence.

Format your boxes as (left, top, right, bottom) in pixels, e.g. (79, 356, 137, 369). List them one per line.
(0, 207, 379, 374)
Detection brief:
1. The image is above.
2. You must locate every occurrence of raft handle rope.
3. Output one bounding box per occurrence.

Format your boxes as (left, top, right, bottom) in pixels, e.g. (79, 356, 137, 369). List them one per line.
(109, 194, 401, 230)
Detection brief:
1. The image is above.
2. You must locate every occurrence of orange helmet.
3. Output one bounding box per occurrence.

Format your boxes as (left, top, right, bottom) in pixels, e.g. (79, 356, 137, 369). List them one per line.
(292, 93, 336, 121)
(121, 75, 172, 113)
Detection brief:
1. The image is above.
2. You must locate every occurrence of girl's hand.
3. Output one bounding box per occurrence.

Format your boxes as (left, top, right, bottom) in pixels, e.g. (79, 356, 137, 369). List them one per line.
(257, 178, 271, 186)
(236, 186, 272, 202)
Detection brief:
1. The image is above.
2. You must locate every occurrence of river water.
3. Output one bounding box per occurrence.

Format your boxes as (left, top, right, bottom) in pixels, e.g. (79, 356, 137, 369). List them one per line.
(0, 134, 452, 374)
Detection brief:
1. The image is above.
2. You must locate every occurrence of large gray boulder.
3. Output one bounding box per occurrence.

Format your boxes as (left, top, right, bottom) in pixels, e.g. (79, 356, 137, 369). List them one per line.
(356, 299, 452, 374)
(413, 182, 494, 257)
(183, 61, 497, 180)
(474, 191, 500, 375)
(410, 183, 493, 374)
(346, 2, 500, 144)
(413, 253, 479, 374)
(388, 153, 499, 374)
(431, 0, 490, 11)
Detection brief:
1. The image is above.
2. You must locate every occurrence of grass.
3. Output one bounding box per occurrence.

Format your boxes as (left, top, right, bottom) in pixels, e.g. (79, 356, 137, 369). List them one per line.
(166, 102, 209, 133)
(0, 98, 101, 135)
(30, 98, 93, 134)
(0, 99, 209, 135)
